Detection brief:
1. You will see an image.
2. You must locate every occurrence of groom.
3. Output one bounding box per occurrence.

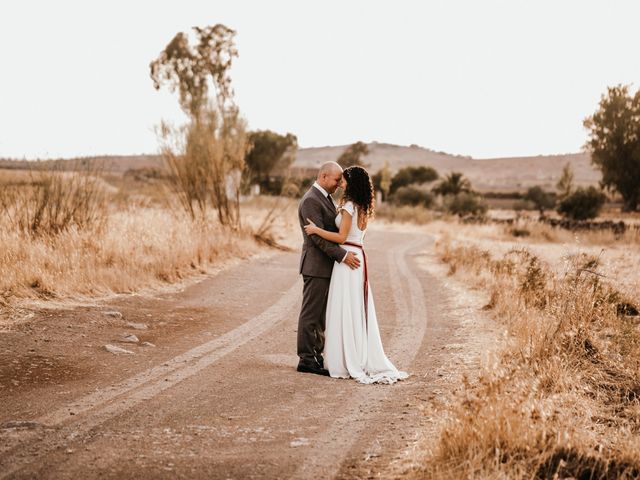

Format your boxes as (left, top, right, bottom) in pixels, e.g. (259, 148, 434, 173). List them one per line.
(297, 161, 361, 376)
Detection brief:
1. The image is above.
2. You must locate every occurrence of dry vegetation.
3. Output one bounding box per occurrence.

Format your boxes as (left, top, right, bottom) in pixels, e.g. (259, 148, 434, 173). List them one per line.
(376, 203, 439, 225)
(424, 215, 640, 301)
(410, 218, 640, 479)
(4, 160, 639, 478)
(0, 167, 297, 311)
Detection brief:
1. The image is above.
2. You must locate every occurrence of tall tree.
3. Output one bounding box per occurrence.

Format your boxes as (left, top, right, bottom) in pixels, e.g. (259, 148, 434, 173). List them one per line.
(556, 162, 574, 200)
(150, 24, 238, 118)
(151, 24, 248, 227)
(525, 186, 555, 215)
(244, 131, 298, 186)
(584, 84, 640, 211)
(337, 141, 369, 168)
(372, 161, 392, 201)
(389, 166, 438, 194)
(433, 172, 472, 196)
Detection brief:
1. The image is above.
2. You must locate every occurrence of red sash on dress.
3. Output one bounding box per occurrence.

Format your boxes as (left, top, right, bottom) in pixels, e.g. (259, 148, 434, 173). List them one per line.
(343, 241, 368, 331)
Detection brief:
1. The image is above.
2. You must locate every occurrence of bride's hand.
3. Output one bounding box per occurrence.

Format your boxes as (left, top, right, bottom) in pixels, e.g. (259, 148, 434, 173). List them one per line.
(304, 218, 318, 235)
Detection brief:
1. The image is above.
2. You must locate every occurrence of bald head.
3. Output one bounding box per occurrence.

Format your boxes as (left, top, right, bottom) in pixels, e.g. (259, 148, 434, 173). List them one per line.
(316, 161, 344, 194)
(317, 161, 342, 178)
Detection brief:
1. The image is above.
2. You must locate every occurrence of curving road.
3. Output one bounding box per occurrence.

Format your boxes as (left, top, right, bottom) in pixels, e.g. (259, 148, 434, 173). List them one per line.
(0, 228, 468, 479)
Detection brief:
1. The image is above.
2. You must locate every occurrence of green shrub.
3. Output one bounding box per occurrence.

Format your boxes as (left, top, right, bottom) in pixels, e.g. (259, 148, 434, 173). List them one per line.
(433, 172, 472, 196)
(524, 186, 556, 214)
(390, 185, 434, 207)
(557, 186, 607, 220)
(445, 192, 488, 217)
(389, 166, 438, 193)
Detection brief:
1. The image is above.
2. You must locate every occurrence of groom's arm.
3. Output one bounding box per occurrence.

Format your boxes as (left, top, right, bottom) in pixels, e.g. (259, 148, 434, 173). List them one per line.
(300, 197, 348, 263)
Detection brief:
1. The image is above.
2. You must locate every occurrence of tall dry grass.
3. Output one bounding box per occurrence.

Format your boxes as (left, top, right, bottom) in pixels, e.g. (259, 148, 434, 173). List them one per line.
(240, 195, 299, 250)
(0, 168, 33, 187)
(498, 217, 640, 246)
(0, 166, 294, 309)
(0, 165, 108, 236)
(414, 241, 640, 478)
(157, 106, 248, 228)
(375, 203, 439, 225)
(0, 206, 258, 306)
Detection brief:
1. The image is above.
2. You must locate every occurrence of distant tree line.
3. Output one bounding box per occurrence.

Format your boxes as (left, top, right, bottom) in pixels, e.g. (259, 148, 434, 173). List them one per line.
(511, 164, 607, 221)
(243, 130, 298, 194)
(506, 82, 640, 221)
(211, 79, 640, 222)
(584, 84, 640, 212)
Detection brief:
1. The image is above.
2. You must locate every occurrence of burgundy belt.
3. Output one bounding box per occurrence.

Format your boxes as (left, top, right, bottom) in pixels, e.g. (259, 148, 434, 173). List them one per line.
(343, 242, 368, 331)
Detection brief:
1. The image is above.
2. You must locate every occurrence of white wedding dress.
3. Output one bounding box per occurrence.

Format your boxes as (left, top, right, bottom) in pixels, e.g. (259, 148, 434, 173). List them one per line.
(323, 201, 409, 384)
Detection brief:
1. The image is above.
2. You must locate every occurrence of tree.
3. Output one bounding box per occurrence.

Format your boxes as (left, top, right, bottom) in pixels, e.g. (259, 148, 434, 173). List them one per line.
(584, 84, 640, 211)
(389, 166, 438, 194)
(150, 24, 237, 118)
(433, 172, 472, 196)
(524, 186, 556, 215)
(244, 130, 298, 188)
(556, 162, 574, 200)
(151, 24, 248, 227)
(557, 186, 607, 220)
(337, 141, 369, 168)
(371, 161, 392, 202)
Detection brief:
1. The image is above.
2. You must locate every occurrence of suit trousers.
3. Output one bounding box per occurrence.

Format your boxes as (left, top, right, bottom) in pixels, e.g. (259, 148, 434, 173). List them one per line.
(297, 275, 331, 366)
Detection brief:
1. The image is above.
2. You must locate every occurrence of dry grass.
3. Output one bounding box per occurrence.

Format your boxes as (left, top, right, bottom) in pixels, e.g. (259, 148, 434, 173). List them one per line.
(240, 195, 300, 250)
(0, 168, 34, 186)
(375, 203, 439, 225)
(157, 108, 248, 227)
(0, 166, 298, 311)
(0, 168, 110, 236)
(498, 218, 640, 246)
(412, 233, 640, 479)
(423, 218, 640, 302)
(0, 206, 260, 307)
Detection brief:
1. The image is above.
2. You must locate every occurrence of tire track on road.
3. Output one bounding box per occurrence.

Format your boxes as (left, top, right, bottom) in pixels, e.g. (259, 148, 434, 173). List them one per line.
(0, 277, 301, 478)
(1, 233, 430, 480)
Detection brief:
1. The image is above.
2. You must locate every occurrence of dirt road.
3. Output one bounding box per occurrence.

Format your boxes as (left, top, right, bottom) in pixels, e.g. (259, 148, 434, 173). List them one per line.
(0, 227, 493, 479)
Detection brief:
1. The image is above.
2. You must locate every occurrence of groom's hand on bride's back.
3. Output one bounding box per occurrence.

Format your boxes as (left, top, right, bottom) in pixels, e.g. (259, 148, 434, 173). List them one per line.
(343, 252, 361, 270)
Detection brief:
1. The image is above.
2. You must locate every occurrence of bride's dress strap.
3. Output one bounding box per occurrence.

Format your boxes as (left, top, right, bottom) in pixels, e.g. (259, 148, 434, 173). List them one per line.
(339, 201, 355, 216)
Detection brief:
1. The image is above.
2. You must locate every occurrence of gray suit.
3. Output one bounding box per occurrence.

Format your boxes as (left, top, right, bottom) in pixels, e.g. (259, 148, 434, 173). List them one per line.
(297, 186, 347, 367)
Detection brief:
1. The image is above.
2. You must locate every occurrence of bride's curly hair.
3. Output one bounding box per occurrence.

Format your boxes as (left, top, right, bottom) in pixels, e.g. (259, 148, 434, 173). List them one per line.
(341, 166, 375, 221)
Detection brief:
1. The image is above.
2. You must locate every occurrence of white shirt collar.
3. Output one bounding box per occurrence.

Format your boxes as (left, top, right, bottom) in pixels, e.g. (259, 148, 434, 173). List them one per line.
(313, 181, 330, 198)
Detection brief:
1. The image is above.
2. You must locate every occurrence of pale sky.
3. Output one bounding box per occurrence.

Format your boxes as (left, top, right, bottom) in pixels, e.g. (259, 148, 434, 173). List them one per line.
(1, 0, 638, 160)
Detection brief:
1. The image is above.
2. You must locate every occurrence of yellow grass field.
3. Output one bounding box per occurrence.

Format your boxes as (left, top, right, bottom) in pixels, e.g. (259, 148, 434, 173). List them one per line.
(407, 217, 640, 479)
(0, 168, 33, 186)
(0, 168, 299, 315)
(3, 165, 640, 477)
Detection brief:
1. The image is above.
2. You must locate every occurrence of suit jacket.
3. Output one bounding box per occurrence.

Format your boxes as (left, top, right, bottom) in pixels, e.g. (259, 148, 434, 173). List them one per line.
(298, 186, 347, 278)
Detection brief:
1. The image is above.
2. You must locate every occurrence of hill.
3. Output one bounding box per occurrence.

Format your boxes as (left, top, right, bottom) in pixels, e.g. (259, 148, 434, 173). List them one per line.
(1, 143, 600, 193)
(0, 155, 164, 173)
(294, 142, 599, 192)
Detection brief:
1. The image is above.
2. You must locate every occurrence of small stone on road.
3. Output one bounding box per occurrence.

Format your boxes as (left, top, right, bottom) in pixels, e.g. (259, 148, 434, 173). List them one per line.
(104, 344, 135, 355)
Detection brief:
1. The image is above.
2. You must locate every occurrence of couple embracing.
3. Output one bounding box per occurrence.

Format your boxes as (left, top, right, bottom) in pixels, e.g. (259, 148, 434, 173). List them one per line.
(296, 161, 408, 384)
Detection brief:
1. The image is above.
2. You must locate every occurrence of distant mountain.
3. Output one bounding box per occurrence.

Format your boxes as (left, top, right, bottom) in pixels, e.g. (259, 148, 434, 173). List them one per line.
(0, 155, 164, 173)
(1, 142, 600, 193)
(294, 142, 599, 192)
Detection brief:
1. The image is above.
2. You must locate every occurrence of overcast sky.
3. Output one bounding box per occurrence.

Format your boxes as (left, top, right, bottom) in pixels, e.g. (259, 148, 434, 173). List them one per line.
(1, 0, 638, 159)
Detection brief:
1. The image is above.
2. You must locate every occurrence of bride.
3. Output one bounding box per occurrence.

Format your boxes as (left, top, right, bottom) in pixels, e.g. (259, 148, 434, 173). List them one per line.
(304, 166, 408, 385)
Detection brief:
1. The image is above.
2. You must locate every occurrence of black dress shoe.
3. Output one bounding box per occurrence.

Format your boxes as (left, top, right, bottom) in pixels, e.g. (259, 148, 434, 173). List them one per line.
(296, 363, 330, 376)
